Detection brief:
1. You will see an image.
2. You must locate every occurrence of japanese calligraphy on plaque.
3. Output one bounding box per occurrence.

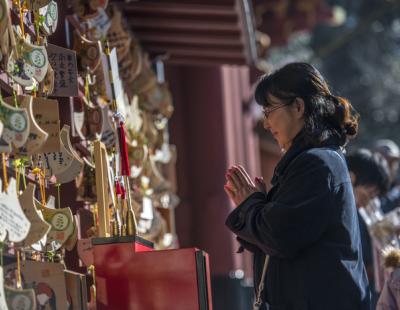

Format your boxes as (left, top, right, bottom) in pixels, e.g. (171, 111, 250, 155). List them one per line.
(46, 44, 78, 97)
(32, 97, 60, 153)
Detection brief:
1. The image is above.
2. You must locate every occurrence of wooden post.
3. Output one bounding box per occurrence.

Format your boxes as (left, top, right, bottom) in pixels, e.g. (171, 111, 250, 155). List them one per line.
(94, 140, 110, 237)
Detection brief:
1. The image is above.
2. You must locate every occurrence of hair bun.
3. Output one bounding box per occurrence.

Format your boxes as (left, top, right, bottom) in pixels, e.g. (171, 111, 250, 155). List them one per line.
(344, 122, 357, 136)
(327, 94, 344, 114)
(325, 94, 359, 142)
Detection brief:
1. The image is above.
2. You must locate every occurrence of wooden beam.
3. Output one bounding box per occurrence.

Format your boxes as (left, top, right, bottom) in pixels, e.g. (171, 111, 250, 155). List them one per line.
(120, 2, 237, 18)
(160, 55, 247, 66)
(145, 46, 245, 58)
(119, 0, 257, 65)
(133, 28, 242, 39)
(115, 0, 235, 5)
(137, 33, 243, 47)
(128, 18, 240, 33)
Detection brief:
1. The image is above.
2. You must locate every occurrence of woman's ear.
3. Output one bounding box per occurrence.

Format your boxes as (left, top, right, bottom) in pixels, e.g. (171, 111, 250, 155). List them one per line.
(294, 97, 305, 119)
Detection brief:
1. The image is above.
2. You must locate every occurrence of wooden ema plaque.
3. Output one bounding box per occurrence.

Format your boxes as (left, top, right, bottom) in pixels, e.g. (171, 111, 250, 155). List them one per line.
(92, 241, 212, 310)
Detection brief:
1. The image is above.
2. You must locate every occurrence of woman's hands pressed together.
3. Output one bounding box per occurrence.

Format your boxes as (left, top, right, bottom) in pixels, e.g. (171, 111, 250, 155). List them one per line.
(224, 165, 267, 206)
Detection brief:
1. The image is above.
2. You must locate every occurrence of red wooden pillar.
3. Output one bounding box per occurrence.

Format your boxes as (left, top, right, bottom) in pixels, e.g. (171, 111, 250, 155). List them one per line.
(166, 64, 260, 308)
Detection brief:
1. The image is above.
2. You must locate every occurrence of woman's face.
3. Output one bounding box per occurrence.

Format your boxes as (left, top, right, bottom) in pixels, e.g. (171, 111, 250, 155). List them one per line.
(263, 93, 305, 151)
(353, 184, 379, 208)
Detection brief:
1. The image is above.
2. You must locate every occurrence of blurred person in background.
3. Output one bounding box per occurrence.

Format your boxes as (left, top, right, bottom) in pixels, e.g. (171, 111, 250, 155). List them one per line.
(373, 139, 400, 214)
(376, 247, 400, 310)
(224, 62, 370, 310)
(346, 148, 391, 307)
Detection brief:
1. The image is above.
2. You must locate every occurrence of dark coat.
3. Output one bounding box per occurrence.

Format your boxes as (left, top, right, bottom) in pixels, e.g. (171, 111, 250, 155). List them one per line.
(226, 136, 371, 310)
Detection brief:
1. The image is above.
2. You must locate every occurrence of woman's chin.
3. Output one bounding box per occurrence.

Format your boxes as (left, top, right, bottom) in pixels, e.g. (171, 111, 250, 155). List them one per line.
(276, 142, 286, 153)
(275, 138, 284, 148)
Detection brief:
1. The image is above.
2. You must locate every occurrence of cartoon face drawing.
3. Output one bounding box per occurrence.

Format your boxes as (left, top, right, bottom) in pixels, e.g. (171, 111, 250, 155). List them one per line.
(35, 282, 56, 310)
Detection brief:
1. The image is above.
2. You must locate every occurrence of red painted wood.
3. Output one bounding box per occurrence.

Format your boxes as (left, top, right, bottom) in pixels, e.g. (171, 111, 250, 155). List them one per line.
(135, 241, 154, 253)
(119, 2, 237, 18)
(137, 33, 242, 47)
(128, 18, 241, 32)
(117, 0, 257, 65)
(94, 245, 212, 310)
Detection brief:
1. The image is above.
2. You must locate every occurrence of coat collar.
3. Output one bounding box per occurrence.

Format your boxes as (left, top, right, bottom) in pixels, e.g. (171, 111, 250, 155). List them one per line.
(271, 131, 310, 186)
(271, 130, 341, 186)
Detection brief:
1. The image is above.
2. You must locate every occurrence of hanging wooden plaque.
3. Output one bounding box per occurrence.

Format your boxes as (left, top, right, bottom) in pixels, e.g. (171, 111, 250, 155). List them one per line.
(46, 44, 78, 97)
(32, 97, 60, 153)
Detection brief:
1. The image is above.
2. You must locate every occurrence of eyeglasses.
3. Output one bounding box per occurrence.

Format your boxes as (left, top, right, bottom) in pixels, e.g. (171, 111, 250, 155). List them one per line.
(262, 101, 293, 119)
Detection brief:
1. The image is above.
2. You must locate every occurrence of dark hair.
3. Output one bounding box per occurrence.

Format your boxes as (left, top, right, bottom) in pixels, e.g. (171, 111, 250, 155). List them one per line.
(255, 62, 359, 147)
(346, 149, 391, 195)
